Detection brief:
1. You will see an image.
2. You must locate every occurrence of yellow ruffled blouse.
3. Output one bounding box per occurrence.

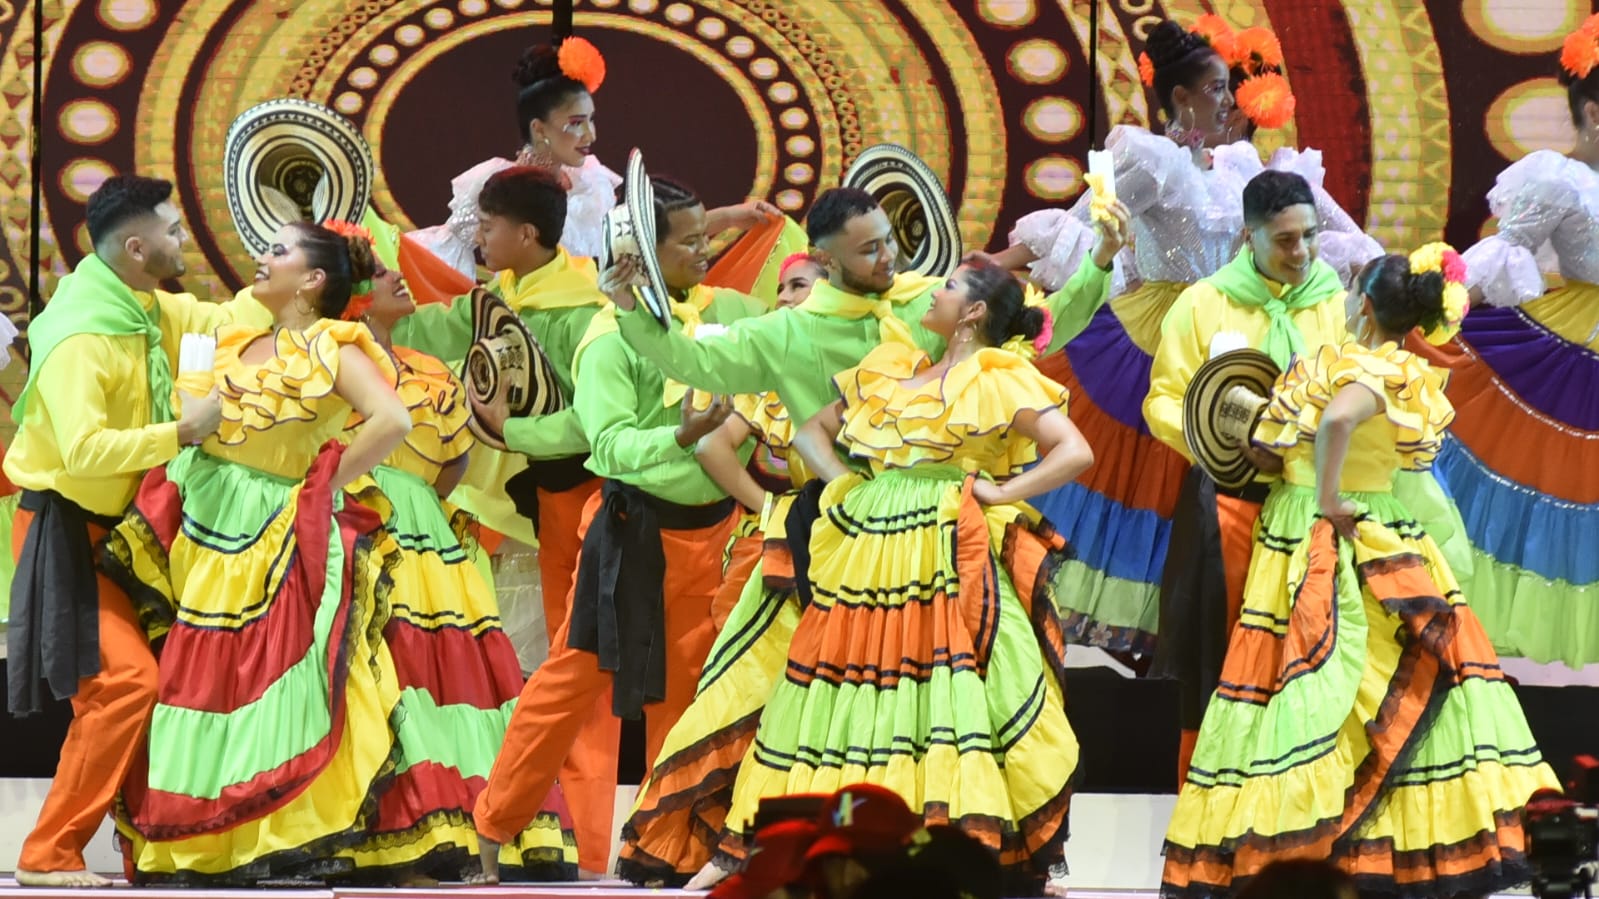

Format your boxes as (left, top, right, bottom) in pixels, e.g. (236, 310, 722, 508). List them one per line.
(834, 343, 1070, 476)
(344, 346, 474, 484)
(1253, 342, 1453, 493)
(207, 320, 399, 480)
(734, 391, 816, 488)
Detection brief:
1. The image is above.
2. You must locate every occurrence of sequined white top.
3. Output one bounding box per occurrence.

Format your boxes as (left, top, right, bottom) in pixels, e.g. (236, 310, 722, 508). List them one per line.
(407, 154, 622, 277)
(1009, 126, 1380, 293)
(1462, 150, 1599, 308)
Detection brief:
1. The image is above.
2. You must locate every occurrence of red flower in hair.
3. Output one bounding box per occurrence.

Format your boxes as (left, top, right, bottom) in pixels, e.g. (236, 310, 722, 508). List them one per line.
(1137, 52, 1155, 88)
(1441, 249, 1467, 285)
(557, 36, 607, 93)
(1235, 72, 1296, 130)
(1563, 19, 1599, 80)
(321, 219, 372, 241)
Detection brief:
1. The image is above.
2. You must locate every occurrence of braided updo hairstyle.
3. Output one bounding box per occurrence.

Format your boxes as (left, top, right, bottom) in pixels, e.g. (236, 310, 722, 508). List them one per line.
(1145, 20, 1222, 119)
(513, 44, 589, 144)
(286, 222, 376, 321)
(1357, 255, 1447, 337)
(960, 255, 1045, 348)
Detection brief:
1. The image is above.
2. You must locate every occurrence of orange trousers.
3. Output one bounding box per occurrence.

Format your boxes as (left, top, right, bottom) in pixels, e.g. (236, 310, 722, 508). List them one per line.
(1175, 493, 1262, 786)
(475, 489, 732, 848)
(534, 478, 621, 874)
(13, 509, 159, 874)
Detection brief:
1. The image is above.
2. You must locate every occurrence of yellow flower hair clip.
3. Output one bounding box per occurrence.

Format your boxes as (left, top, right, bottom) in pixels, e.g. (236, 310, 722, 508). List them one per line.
(1408, 241, 1469, 346)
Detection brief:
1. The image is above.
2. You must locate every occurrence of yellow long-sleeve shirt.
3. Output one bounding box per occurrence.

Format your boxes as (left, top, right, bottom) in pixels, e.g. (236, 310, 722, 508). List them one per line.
(5, 290, 247, 516)
(1143, 280, 1347, 465)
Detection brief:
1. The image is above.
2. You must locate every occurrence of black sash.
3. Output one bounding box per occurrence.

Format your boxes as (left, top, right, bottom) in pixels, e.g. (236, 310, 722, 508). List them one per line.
(7, 490, 122, 716)
(503, 453, 596, 533)
(568, 480, 734, 719)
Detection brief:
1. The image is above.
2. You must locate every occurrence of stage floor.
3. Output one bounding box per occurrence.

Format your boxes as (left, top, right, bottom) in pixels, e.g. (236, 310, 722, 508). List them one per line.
(0, 884, 1159, 898)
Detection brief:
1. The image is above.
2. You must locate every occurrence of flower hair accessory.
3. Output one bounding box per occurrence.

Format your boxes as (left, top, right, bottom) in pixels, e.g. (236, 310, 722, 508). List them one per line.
(1562, 15, 1599, 80)
(1172, 15, 1296, 131)
(1408, 242, 1469, 346)
(557, 36, 606, 93)
(1000, 285, 1055, 361)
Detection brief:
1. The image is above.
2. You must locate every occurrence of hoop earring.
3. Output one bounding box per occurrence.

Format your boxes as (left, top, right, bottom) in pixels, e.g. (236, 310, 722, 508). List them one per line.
(1165, 105, 1205, 151)
(523, 135, 558, 168)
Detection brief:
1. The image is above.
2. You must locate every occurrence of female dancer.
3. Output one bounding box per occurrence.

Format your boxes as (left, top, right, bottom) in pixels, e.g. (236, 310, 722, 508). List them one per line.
(341, 228, 578, 882)
(1409, 15, 1599, 668)
(617, 257, 1091, 894)
(99, 223, 413, 883)
(1162, 247, 1557, 898)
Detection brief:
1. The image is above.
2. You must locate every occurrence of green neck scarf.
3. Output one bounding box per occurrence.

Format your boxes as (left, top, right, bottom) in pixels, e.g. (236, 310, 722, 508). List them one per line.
(1202, 247, 1343, 370)
(14, 254, 174, 426)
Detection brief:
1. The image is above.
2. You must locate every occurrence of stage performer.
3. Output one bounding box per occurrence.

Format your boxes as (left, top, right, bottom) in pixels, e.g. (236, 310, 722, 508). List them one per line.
(338, 222, 579, 883)
(468, 174, 771, 884)
(1407, 15, 1599, 669)
(620, 257, 1090, 894)
(4, 174, 244, 888)
(96, 222, 412, 883)
(1162, 247, 1559, 899)
(413, 33, 779, 277)
(1143, 170, 1346, 784)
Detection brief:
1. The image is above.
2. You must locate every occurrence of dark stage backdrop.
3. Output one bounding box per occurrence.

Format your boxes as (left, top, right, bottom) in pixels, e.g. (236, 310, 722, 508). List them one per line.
(0, 0, 1593, 330)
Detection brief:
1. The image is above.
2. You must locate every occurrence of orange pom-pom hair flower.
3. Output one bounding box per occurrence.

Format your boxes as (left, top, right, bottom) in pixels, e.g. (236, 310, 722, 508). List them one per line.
(1235, 72, 1296, 130)
(1232, 26, 1284, 75)
(1562, 15, 1599, 80)
(321, 219, 377, 321)
(557, 36, 606, 93)
(1191, 14, 1233, 45)
(1137, 52, 1155, 88)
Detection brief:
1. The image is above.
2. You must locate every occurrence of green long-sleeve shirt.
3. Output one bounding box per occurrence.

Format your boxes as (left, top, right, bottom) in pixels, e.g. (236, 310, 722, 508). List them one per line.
(391, 250, 606, 460)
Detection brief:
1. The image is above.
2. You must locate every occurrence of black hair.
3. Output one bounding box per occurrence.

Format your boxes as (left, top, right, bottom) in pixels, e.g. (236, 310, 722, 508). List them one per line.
(1145, 20, 1222, 118)
(1228, 67, 1260, 140)
(851, 826, 1003, 899)
(285, 222, 376, 321)
(478, 165, 568, 250)
(1358, 253, 1448, 337)
(806, 187, 880, 245)
(1234, 859, 1357, 899)
(1561, 59, 1599, 128)
(961, 254, 1043, 348)
(85, 174, 174, 251)
(513, 43, 590, 145)
(1242, 169, 1316, 228)
(649, 176, 704, 245)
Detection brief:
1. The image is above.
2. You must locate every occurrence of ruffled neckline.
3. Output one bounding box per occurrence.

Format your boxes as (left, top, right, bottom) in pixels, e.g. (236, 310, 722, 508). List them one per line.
(215, 320, 396, 446)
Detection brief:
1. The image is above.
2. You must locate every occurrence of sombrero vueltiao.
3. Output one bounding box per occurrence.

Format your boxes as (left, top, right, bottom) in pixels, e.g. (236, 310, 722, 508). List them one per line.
(1183, 348, 1281, 491)
(843, 143, 961, 278)
(600, 148, 672, 328)
(223, 98, 374, 256)
(463, 287, 567, 450)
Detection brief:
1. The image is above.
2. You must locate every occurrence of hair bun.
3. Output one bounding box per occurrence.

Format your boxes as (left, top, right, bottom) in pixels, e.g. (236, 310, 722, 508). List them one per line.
(343, 233, 376, 283)
(1012, 305, 1046, 343)
(512, 43, 562, 88)
(1145, 20, 1210, 70)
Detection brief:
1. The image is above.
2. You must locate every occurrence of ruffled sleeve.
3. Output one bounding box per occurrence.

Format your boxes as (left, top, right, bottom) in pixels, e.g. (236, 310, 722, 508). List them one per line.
(733, 391, 795, 450)
(1463, 151, 1579, 307)
(1267, 147, 1383, 287)
(1253, 343, 1453, 470)
(835, 345, 1069, 474)
(407, 157, 517, 278)
(215, 320, 398, 445)
(562, 156, 622, 260)
(389, 347, 474, 465)
(1009, 125, 1191, 292)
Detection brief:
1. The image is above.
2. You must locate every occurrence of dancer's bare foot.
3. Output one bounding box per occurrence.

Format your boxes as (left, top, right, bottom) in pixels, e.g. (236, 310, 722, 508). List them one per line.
(578, 869, 608, 881)
(685, 860, 733, 890)
(466, 834, 501, 886)
(1044, 878, 1069, 897)
(15, 869, 113, 888)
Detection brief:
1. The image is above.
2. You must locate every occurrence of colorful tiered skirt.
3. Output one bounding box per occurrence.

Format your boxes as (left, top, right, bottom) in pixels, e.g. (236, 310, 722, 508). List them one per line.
(1409, 283, 1599, 666)
(1033, 283, 1190, 655)
(622, 467, 1078, 888)
(99, 443, 402, 884)
(344, 465, 577, 880)
(1162, 484, 1558, 899)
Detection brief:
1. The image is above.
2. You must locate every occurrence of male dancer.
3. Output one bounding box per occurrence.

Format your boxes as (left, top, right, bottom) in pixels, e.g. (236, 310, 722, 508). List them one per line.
(6, 174, 234, 887)
(1143, 170, 1347, 783)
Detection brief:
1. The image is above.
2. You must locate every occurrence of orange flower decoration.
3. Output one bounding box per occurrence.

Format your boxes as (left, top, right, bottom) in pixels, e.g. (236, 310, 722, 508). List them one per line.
(557, 36, 607, 93)
(1233, 27, 1284, 75)
(1191, 14, 1232, 44)
(1235, 72, 1296, 130)
(322, 219, 372, 241)
(1563, 16, 1599, 80)
(1137, 51, 1155, 88)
